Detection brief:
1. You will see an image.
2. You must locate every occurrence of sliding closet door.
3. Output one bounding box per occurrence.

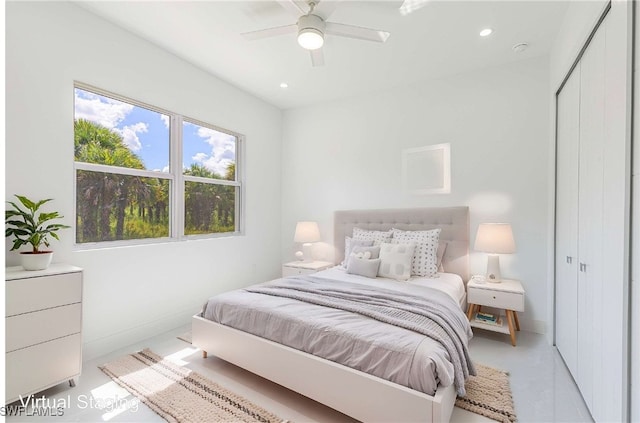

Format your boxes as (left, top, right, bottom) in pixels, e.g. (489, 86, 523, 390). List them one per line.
(577, 23, 606, 417)
(554, 66, 580, 378)
(554, 3, 631, 421)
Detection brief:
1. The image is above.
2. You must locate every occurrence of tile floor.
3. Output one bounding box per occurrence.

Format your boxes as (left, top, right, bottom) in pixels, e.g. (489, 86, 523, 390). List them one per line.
(6, 325, 592, 422)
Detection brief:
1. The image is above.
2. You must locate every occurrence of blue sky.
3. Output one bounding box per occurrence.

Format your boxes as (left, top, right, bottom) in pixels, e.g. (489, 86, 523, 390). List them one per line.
(74, 88, 236, 177)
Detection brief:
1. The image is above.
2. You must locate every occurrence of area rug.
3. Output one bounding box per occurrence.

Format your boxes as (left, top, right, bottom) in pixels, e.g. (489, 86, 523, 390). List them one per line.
(455, 364, 517, 422)
(100, 349, 287, 423)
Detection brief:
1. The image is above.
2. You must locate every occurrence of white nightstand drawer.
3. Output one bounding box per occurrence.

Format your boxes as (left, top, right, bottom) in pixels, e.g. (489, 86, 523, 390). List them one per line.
(282, 267, 316, 277)
(6, 303, 82, 353)
(6, 272, 82, 316)
(468, 287, 524, 311)
(6, 333, 81, 404)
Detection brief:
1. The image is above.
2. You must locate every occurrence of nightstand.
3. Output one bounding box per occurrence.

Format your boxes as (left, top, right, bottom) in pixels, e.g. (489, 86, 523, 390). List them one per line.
(282, 260, 333, 277)
(466, 278, 524, 346)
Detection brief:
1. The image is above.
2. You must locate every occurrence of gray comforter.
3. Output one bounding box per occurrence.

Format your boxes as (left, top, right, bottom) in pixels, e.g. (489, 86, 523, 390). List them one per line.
(202, 274, 475, 396)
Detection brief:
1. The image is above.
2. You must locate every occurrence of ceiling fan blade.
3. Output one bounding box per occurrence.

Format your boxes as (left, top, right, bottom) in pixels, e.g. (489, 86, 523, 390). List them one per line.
(276, 0, 307, 17)
(241, 24, 297, 41)
(398, 0, 429, 16)
(314, 0, 341, 20)
(324, 22, 390, 43)
(310, 48, 325, 67)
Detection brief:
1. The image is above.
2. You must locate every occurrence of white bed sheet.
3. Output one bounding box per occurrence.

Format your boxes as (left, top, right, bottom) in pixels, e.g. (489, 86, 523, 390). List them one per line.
(313, 267, 467, 309)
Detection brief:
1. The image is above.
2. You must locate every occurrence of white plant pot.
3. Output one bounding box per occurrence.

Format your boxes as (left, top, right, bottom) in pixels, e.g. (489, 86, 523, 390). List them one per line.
(20, 251, 54, 271)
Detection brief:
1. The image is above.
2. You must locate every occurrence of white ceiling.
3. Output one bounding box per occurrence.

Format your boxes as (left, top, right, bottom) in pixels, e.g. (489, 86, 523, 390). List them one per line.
(78, 0, 569, 110)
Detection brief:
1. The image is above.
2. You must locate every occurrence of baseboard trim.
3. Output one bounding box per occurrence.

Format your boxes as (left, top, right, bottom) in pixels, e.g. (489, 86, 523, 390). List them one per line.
(521, 319, 546, 335)
(82, 304, 196, 361)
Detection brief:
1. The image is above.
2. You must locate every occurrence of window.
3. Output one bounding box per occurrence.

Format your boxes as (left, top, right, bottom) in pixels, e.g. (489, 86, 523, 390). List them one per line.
(74, 83, 242, 246)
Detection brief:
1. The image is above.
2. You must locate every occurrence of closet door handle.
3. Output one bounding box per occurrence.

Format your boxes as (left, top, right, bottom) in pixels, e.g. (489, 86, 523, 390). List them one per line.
(579, 263, 586, 272)
(566, 256, 573, 264)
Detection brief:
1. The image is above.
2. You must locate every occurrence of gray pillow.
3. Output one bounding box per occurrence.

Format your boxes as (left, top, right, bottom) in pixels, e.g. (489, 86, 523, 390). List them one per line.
(350, 245, 381, 260)
(347, 257, 381, 279)
(342, 237, 374, 268)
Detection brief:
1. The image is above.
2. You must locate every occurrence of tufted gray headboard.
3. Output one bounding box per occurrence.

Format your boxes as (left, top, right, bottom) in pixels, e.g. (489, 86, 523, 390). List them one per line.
(334, 207, 470, 282)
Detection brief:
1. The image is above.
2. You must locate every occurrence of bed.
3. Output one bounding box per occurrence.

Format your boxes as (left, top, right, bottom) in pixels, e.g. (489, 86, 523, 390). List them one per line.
(192, 206, 471, 422)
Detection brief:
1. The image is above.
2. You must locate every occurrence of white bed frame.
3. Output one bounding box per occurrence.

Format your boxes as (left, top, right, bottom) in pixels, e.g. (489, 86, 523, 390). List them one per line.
(193, 207, 469, 423)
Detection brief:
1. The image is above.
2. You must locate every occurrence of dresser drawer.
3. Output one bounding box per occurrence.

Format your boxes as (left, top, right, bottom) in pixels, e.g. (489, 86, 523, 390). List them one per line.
(282, 267, 315, 277)
(6, 272, 82, 316)
(6, 303, 82, 353)
(468, 287, 524, 311)
(6, 333, 82, 403)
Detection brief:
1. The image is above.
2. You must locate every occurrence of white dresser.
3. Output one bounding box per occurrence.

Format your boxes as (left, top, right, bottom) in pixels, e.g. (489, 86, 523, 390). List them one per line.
(5, 264, 83, 404)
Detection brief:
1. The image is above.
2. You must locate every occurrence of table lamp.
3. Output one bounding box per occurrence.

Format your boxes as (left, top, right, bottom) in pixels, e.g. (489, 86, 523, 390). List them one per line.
(474, 223, 516, 283)
(294, 221, 321, 262)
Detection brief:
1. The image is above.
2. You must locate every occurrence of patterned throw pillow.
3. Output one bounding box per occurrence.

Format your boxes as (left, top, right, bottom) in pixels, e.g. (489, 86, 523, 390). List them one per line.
(391, 228, 441, 277)
(378, 242, 415, 281)
(352, 228, 393, 246)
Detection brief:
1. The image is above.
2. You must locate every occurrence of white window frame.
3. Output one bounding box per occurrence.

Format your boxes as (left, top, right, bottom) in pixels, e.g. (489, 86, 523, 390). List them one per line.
(73, 82, 244, 249)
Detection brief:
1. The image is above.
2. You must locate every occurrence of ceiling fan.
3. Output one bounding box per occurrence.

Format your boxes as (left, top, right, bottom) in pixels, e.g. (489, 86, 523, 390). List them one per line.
(241, 0, 390, 67)
(398, 0, 429, 16)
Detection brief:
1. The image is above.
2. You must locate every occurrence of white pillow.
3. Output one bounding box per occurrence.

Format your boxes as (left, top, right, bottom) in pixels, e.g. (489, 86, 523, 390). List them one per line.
(342, 237, 374, 268)
(352, 228, 393, 246)
(378, 242, 415, 281)
(391, 228, 441, 277)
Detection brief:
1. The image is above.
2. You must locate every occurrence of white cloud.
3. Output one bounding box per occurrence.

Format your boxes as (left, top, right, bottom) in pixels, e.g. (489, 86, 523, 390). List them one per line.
(160, 115, 170, 128)
(192, 152, 208, 163)
(153, 164, 170, 173)
(197, 127, 236, 148)
(74, 90, 133, 129)
(194, 127, 236, 176)
(114, 122, 148, 152)
(204, 157, 234, 176)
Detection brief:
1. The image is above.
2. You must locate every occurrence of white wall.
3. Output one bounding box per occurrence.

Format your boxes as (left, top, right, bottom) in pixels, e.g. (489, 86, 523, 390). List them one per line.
(5, 2, 282, 360)
(282, 56, 550, 334)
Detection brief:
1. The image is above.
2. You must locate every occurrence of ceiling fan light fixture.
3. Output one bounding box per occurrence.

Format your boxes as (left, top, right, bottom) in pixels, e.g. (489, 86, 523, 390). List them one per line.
(297, 14, 325, 50)
(298, 28, 324, 50)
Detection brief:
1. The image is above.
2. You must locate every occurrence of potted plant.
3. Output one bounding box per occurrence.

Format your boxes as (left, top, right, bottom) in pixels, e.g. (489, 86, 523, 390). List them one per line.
(5, 195, 70, 271)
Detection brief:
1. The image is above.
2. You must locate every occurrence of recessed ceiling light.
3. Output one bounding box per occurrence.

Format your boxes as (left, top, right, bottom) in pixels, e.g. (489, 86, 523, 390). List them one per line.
(479, 28, 493, 37)
(280, 83, 289, 89)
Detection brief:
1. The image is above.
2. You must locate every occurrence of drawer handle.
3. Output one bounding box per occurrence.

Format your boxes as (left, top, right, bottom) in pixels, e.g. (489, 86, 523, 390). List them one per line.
(493, 296, 496, 299)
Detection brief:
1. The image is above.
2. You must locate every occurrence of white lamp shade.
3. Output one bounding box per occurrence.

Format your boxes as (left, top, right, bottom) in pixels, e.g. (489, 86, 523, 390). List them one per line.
(474, 223, 516, 254)
(294, 221, 321, 243)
